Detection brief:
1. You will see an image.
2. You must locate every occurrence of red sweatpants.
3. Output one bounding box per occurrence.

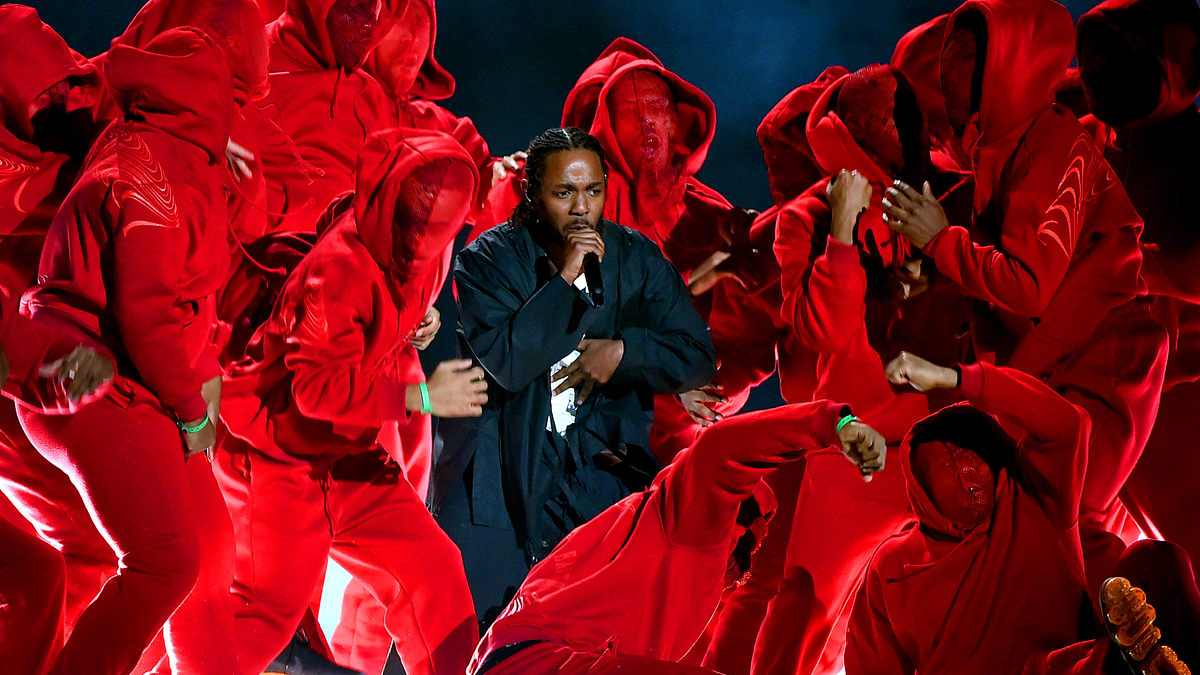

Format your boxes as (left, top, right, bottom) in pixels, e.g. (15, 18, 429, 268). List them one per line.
(750, 451, 912, 675)
(18, 378, 239, 675)
(215, 436, 478, 675)
(482, 641, 722, 675)
(0, 402, 115, 635)
(0, 496, 65, 675)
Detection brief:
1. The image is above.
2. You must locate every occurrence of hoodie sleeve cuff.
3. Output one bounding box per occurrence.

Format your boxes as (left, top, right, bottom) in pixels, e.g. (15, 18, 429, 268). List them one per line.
(379, 378, 417, 422)
(171, 395, 208, 424)
(824, 235, 860, 267)
(957, 362, 986, 400)
(811, 400, 849, 449)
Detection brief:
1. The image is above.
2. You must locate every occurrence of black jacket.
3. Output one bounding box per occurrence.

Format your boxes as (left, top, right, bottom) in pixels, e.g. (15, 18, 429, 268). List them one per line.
(432, 219, 715, 561)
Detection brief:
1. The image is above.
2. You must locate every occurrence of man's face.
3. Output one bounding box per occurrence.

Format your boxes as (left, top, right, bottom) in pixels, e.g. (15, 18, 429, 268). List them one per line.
(610, 71, 677, 177)
(368, 2, 431, 97)
(530, 149, 606, 240)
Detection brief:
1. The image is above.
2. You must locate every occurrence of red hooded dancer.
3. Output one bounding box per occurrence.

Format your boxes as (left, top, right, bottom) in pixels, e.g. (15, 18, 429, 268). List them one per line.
(217, 128, 482, 675)
(846, 351, 1198, 675)
(880, 0, 1168, 591)
(18, 20, 268, 674)
(468, 397, 887, 675)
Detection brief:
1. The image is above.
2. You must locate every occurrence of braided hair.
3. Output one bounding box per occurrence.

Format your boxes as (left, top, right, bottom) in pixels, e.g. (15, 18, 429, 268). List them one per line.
(510, 127, 608, 228)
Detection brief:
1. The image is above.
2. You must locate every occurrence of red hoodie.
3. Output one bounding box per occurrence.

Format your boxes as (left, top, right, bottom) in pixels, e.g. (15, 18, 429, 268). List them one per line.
(1077, 0, 1200, 306)
(221, 129, 476, 460)
(924, 0, 1144, 373)
(470, 400, 846, 672)
(845, 362, 1092, 674)
(246, 0, 406, 235)
(22, 27, 239, 424)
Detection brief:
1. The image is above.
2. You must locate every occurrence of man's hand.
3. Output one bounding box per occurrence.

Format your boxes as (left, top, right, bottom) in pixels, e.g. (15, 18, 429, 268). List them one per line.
(679, 382, 729, 426)
(882, 180, 948, 248)
(410, 359, 488, 418)
(885, 351, 959, 392)
(827, 169, 872, 245)
(491, 151, 527, 187)
(408, 307, 441, 351)
(837, 418, 887, 482)
(559, 227, 605, 284)
(551, 339, 624, 404)
(226, 138, 254, 182)
(38, 345, 116, 403)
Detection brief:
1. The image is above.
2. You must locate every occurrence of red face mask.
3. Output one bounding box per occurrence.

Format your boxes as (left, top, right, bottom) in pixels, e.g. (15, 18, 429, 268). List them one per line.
(325, 0, 380, 71)
(912, 440, 995, 527)
(942, 11, 987, 141)
(390, 159, 473, 279)
(610, 70, 679, 183)
(368, 2, 430, 97)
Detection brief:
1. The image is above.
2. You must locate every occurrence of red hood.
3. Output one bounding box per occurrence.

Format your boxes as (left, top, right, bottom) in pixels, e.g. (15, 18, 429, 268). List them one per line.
(588, 59, 716, 183)
(271, 0, 406, 72)
(404, 0, 454, 100)
(351, 128, 475, 300)
(756, 65, 848, 204)
(805, 65, 928, 266)
(104, 27, 235, 162)
(1077, 0, 1200, 127)
(892, 13, 953, 147)
(0, 5, 98, 141)
(900, 403, 1016, 540)
(561, 37, 663, 130)
(941, 0, 1075, 152)
(104, 0, 269, 107)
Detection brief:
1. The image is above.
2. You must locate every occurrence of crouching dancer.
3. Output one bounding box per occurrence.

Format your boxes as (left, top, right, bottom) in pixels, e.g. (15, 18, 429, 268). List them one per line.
(468, 399, 887, 674)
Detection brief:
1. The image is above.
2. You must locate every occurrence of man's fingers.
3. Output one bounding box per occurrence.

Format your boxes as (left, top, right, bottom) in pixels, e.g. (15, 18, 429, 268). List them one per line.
(551, 360, 579, 385)
(576, 379, 595, 404)
(553, 370, 585, 395)
(445, 359, 476, 372)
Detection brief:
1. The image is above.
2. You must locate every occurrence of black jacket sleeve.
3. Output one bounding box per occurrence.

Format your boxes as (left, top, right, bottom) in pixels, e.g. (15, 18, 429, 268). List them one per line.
(610, 236, 716, 394)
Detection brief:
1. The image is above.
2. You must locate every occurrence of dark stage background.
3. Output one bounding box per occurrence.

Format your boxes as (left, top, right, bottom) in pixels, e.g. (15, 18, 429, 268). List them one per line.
(27, 0, 1102, 411)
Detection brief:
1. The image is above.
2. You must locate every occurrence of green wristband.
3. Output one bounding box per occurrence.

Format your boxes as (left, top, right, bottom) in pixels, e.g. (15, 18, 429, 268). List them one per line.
(177, 415, 210, 434)
(835, 414, 859, 435)
(419, 381, 433, 415)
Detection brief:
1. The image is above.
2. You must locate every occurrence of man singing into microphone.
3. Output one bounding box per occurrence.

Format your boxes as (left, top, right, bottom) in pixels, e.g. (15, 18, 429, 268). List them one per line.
(433, 127, 715, 629)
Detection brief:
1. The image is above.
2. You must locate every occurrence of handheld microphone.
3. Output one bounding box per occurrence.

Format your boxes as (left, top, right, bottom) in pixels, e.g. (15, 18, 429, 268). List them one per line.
(583, 252, 604, 306)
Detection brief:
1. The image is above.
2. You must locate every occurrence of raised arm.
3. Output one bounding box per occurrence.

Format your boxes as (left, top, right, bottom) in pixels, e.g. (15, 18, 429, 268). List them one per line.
(666, 400, 886, 548)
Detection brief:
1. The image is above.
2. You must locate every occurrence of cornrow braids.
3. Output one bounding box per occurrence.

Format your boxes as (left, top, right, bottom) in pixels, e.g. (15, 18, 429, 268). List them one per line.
(510, 126, 608, 228)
